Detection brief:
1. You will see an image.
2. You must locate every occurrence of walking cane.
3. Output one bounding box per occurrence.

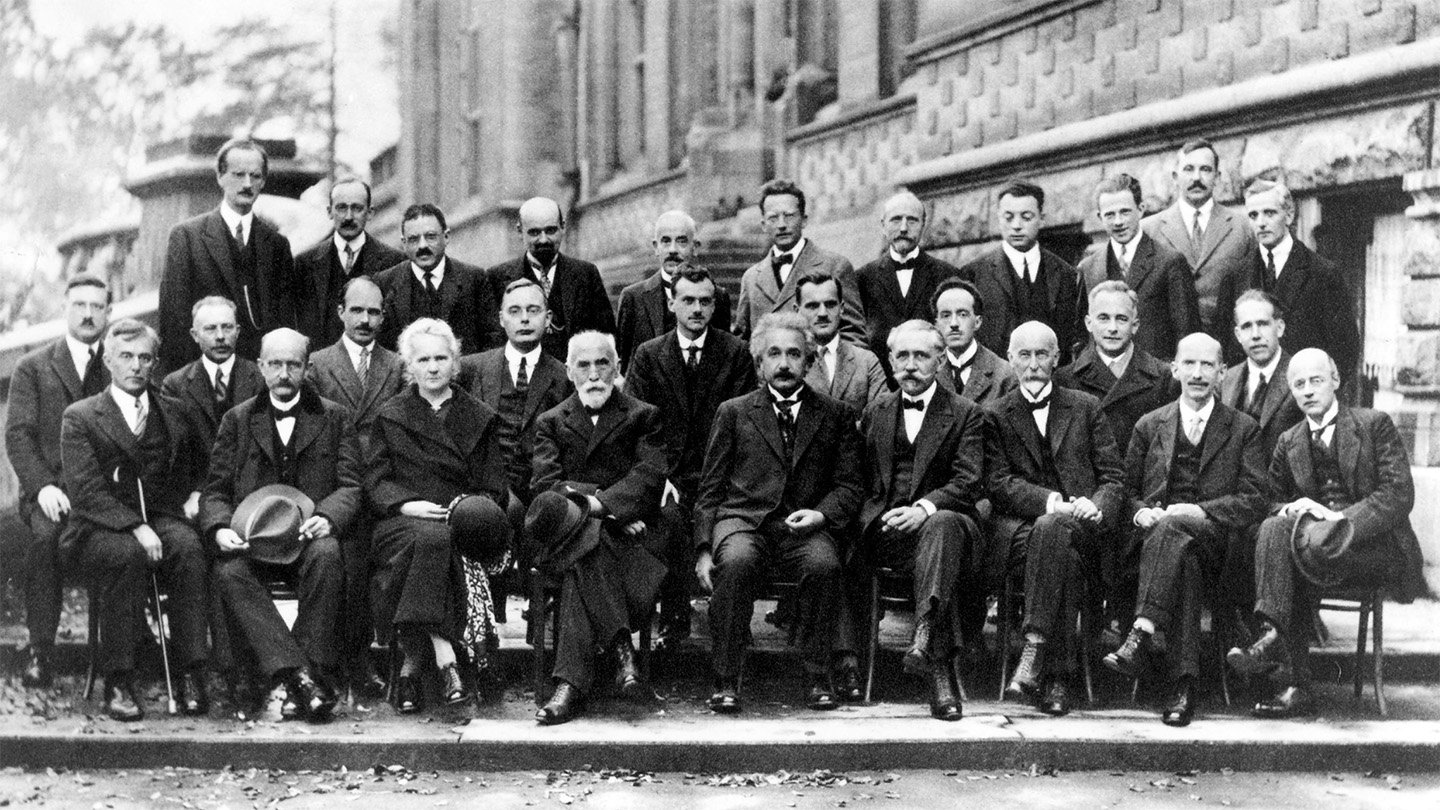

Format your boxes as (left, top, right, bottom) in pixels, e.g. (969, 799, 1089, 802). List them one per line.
(133, 477, 179, 716)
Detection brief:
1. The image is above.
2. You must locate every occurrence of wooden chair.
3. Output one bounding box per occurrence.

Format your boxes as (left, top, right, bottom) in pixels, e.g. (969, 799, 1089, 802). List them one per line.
(994, 571, 1098, 704)
(862, 566, 968, 704)
(1316, 587, 1386, 716)
(527, 567, 654, 705)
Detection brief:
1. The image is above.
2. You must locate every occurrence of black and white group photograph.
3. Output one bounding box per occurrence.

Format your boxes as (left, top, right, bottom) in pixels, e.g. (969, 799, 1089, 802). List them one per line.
(0, 0, 1438, 806)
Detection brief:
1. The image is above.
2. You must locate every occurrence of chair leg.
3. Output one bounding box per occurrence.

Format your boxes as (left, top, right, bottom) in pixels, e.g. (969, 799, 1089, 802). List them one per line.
(530, 574, 548, 706)
(996, 578, 1012, 702)
(1372, 595, 1386, 717)
(83, 592, 100, 702)
(1079, 601, 1095, 705)
(637, 601, 655, 679)
(864, 573, 879, 704)
(386, 642, 400, 703)
(1355, 601, 1371, 701)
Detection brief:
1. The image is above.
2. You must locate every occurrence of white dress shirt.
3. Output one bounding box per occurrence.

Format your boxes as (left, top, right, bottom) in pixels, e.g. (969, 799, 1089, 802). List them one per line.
(504, 342, 543, 387)
(678, 329, 708, 365)
(1178, 197, 1215, 239)
(768, 384, 801, 419)
(1110, 235, 1141, 272)
(816, 334, 841, 384)
(411, 256, 447, 287)
(219, 202, 255, 246)
(341, 333, 373, 376)
(1099, 343, 1134, 381)
(1178, 396, 1216, 445)
(270, 392, 300, 445)
(109, 386, 151, 434)
(65, 335, 98, 383)
(201, 354, 237, 392)
(1307, 400, 1340, 447)
(1001, 242, 1043, 282)
(946, 340, 979, 387)
(770, 237, 808, 286)
(1245, 351, 1283, 405)
(1265, 231, 1295, 281)
(1020, 381, 1053, 437)
(334, 231, 368, 269)
(890, 247, 920, 297)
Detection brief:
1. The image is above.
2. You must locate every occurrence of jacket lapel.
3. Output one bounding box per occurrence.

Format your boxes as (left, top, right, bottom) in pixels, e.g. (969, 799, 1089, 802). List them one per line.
(911, 390, 954, 495)
(644, 275, 668, 337)
(184, 363, 218, 431)
(1007, 396, 1048, 470)
(789, 388, 823, 467)
(1197, 207, 1234, 268)
(1160, 207, 1197, 266)
(1274, 242, 1310, 308)
(1048, 392, 1075, 455)
(747, 392, 787, 463)
(47, 340, 83, 401)
(873, 395, 898, 495)
(1287, 424, 1316, 493)
(525, 358, 563, 424)
(247, 404, 279, 464)
(1335, 406, 1362, 491)
(1127, 234, 1158, 292)
(1259, 352, 1292, 429)
(1199, 402, 1232, 473)
(96, 393, 142, 463)
(586, 392, 627, 456)
(200, 210, 241, 295)
(831, 342, 858, 398)
(328, 347, 365, 408)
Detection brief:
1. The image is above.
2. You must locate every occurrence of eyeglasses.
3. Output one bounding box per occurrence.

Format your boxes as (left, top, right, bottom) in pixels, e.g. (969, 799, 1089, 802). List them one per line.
(402, 231, 444, 245)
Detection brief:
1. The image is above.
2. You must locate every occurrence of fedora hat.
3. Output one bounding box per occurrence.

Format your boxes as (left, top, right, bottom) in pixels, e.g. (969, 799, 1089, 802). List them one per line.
(1288, 512, 1357, 589)
(232, 484, 315, 566)
(524, 487, 599, 576)
(447, 493, 512, 565)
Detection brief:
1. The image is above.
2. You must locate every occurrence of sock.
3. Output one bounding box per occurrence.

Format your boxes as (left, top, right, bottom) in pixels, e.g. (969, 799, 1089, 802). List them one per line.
(1134, 617, 1156, 635)
(431, 635, 457, 669)
(1025, 631, 1046, 645)
(397, 635, 423, 677)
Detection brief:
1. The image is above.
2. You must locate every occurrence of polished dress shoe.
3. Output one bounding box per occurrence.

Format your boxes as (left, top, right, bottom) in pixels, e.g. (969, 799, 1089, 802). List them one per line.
(289, 666, 339, 719)
(1103, 626, 1152, 678)
(21, 647, 53, 689)
(1006, 639, 1044, 697)
(394, 674, 423, 714)
(1038, 680, 1070, 716)
(178, 670, 209, 716)
(613, 639, 644, 698)
(438, 663, 471, 706)
(1161, 680, 1194, 727)
(903, 615, 934, 676)
(834, 663, 864, 703)
(806, 673, 839, 711)
(280, 688, 301, 720)
(103, 676, 144, 722)
(536, 680, 584, 725)
(708, 679, 741, 714)
(928, 663, 962, 721)
(1227, 625, 1290, 678)
(1253, 685, 1315, 719)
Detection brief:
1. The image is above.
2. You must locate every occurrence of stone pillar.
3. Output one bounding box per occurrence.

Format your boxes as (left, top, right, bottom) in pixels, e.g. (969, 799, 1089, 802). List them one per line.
(837, 0, 879, 106)
(644, 0, 673, 173)
(1383, 168, 1440, 465)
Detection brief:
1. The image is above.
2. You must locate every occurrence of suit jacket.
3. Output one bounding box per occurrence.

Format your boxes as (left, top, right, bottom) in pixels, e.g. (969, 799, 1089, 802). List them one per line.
(59, 388, 190, 544)
(1076, 233, 1200, 360)
(856, 251, 967, 378)
(5, 338, 109, 516)
(305, 339, 407, 444)
(160, 357, 265, 491)
(365, 386, 509, 517)
(158, 208, 295, 372)
(1220, 350, 1305, 460)
(1268, 406, 1428, 602)
(935, 343, 1018, 407)
(198, 388, 362, 541)
(734, 240, 866, 345)
(960, 246, 1081, 366)
(694, 386, 863, 549)
(986, 386, 1126, 520)
(294, 233, 407, 345)
(1056, 345, 1177, 451)
(374, 258, 502, 355)
(1214, 240, 1361, 373)
(804, 339, 887, 415)
(1124, 399, 1266, 531)
(488, 253, 616, 361)
(1142, 201, 1256, 338)
(456, 346, 571, 496)
(615, 270, 733, 370)
(625, 328, 757, 492)
(859, 384, 985, 530)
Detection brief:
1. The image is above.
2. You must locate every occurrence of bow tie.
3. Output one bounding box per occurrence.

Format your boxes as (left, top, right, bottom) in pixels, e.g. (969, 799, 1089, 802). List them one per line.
(271, 403, 297, 421)
(901, 397, 925, 411)
(1024, 395, 1050, 411)
(894, 258, 916, 271)
(771, 253, 795, 271)
(772, 396, 799, 410)
(583, 404, 604, 418)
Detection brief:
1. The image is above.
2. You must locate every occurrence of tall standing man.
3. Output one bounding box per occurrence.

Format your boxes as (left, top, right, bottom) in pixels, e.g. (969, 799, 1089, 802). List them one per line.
(616, 211, 732, 369)
(1078, 174, 1200, 360)
(856, 191, 966, 380)
(930, 278, 1017, 406)
(5, 275, 111, 687)
(795, 273, 886, 414)
(735, 180, 866, 345)
(159, 138, 295, 372)
(1141, 138, 1257, 344)
(295, 178, 407, 345)
(489, 197, 615, 361)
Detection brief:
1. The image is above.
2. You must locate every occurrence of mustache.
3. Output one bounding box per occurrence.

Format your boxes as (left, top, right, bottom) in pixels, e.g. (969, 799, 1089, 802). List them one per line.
(1188, 180, 1208, 190)
(416, 248, 434, 257)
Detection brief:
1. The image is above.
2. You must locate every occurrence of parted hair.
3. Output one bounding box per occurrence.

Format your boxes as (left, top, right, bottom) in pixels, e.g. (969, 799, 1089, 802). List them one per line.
(104, 318, 159, 354)
(997, 179, 1045, 210)
(1087, 279, 1138, 309)
(932, 277, 985, 317)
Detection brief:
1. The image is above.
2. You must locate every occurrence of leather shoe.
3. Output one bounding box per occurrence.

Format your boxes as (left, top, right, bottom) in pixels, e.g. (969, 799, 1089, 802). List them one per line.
(614, 639, 644, 698)
(289, 666, 338, 720)
(806, 673, 838, 711)
(394, 675, 422, 714)
(1253, 685, 1315, 719)
(1161, 679, 1194, 727)
(1038, 679, 1070, 716)
(708, 679, 741, 714)
(928, 662, 962, 721)
(536, 680, 584, 725)
(104, 676, 144, 722)
(1227, 625, 1290, 678)
(1103, 626, 1152, 679)
(351, 663, 389, 700)
(439, 663, 470, 706)
(903, 615, 934, 676)
(280, 688, 301, 720)
(178, 670, 208, 716)
(1006, 639, 1044, 697)
(834, 663, 863, 703)
(21, 647, 52, 689)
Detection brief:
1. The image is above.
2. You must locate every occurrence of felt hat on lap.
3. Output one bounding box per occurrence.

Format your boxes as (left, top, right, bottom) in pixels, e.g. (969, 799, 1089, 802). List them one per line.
(447, 494, 513, 565)
(232, 484, 315, 566)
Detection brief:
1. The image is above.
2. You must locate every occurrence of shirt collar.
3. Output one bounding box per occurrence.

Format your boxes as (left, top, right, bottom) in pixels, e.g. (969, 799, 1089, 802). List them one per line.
(947, 340, 979, 367)
(1179, 197, 1215, 227)
(1110, 234, 1141, 265)
(771, 237, 808, 262)
(678, 329, 708, 351)
(1247, 350, 1283, 382)
(200, 354, 236, 379)
(219, 202, 254, 234)
(767, 384, 802, 404)
(333, 230, 368, 256)
(902, 380, 939, 408)
(411, 256, 447, 283)
(504, 341, 542, 370)
(1266, 231, 1295, 275)
(65, 334, 97, 369)
(526, 251, 558, 273)
(1179, 396, 1216, 424)
(270, 391, 301, 415)
(341, 333, 373, 364)
(1001, 241, 1041, 276)
(1099, 342, 1134, 369)
(1019, 381, 1053, 404)
(108, 384, 149, 413)
(889, 247, 920, 265)
(1307, 400, 1340, 432)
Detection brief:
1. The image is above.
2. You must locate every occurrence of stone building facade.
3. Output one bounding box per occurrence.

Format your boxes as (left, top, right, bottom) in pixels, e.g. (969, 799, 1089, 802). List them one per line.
(391, 0, 1440, 456)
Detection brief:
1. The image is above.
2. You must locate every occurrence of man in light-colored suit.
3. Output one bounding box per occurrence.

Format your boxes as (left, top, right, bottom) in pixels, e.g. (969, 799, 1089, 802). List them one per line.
(931, 278, 1017, 406)
(1141, 138, 1256, 343)
(735, 180, 865, 345)
(795, 272, 885, 414)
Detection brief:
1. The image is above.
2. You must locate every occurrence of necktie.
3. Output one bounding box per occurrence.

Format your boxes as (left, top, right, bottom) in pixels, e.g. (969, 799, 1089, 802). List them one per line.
(1021, 257, 1031, 284)
(1190, 212, 1203, 251)
(82, 346, 101, 395)
(773, 396, 798, 455)
(344, 244, 356, 273)
(213, 367, 227, 405)
(950, 355, 974, 394)
(1117, 245, 1131, 276)
(531, 261, 552, 299)
(1245, 372, 1267, 416)
(132, 396, 147, 437)
(234, 220, 245, 247)
(1311, 419, 1334, 448)
(685, 344, 700, 370)
(1266, 249, 1277, 288)
(901, 397, 924, 411)
(583, 404, 603, 419)
(357, 346, 371, 385)
(1186, 415, 1205, 444)
(422, 270, 437, 298)
(817, 344, 832, 383)
(516, 355, 529, 391)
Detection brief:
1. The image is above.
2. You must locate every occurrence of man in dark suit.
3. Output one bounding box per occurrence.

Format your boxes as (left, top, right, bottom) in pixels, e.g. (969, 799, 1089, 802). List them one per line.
(987, 322, 1127, 716)
(616, 211, 732, 370)
(796, 272, 886, 414)
(1056, 281, 1177, 452)
(5, 275, 111, 687)
(201, 329, 360, 721)
(1078, 174, 1200, 360)
(1222, 290, 1304, 459)
(294, 178, 407, 345)
(375, 203, 502, 355)
(626, 267, 756, 648)
(1142, 138, 1257, 343)
(856, 192, 966, 381)
(931, 278, 1017, 406)
(960, 180, 1081, 366)
(62, 320, 209, 720)
(853, 320, 985, 720)
(1216, 180, 1361, 374)
(488, 197, 615, 361)
(1104, 333, 1267, 727)
(695, 312, 864, 714)
(735, 180, 865, 345)
(158, 138, 295, 372)
(304, 276, 407, 698)
(161, 296, 266, 523)
(1229, 349, 1431, 717)
(530, 332, 670, 725)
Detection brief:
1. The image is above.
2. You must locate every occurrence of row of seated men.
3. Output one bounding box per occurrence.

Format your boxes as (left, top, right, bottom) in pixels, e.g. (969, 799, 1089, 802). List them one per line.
(7, 260, 1425, 730)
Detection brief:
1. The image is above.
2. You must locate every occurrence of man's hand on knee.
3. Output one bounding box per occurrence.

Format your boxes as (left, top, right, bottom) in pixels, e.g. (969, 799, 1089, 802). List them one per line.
(695, 550, 715, 593)
(36, 485, 70, 523)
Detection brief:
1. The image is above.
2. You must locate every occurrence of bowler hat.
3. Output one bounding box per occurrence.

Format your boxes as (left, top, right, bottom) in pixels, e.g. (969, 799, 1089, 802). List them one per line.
(524, 487, 598, 575)
(232, 484, 315, 566)
(1289, 512, 1357, 589)
(447, 494, 512, 565)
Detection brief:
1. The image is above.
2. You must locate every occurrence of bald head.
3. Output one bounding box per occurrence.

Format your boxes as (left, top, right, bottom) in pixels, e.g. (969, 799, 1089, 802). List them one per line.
(260, 328, 310, 400)
(518, 197, 565, 266)
(653, 209, 699, 271)
(1171, 332, 1225, 408)
(882, 190, 926, 256)
(1287, 348, 1340, 420)
(261, 328, 309, 358)
(1007, 320, 1059, 390)
(1175, 332, 1222, 364)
